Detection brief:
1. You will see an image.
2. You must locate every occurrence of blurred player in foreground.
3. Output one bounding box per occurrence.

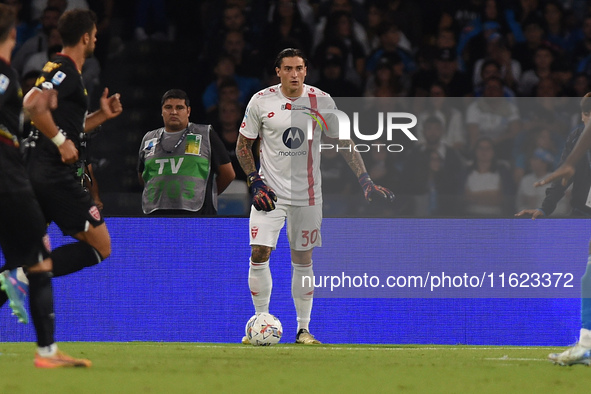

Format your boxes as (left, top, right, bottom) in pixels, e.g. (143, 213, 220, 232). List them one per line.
(24, 9, 121, 279)
(516, 93, 591, 219)
(536, 99, 591, 366)
(0, 4, 90, 368)
(236, 48, 394, 344)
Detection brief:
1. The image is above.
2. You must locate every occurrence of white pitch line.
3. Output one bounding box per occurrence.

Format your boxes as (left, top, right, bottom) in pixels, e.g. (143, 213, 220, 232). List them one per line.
(125, 343, 555, 351)
(484, 357, 547, 362)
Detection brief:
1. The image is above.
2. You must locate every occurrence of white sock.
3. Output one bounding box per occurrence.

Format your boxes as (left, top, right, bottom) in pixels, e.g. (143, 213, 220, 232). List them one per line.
(37, 343, 57, 357)
(579, 328, 591, 348)
(249, 259, 272, 314)
(292, 261, 314, 331)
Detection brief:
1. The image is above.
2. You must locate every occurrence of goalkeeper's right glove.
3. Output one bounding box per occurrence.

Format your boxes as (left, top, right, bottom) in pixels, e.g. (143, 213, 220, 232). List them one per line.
(247, 172, 277, 211)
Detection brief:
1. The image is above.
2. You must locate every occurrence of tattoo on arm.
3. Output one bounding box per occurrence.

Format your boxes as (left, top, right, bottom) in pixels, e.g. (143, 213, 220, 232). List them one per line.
(236, 134, 257, 175)
(338, 139, 367, 178)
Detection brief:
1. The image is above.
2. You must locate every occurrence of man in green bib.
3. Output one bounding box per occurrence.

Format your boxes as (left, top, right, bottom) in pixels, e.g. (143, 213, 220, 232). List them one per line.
(138, 89, 235, 215)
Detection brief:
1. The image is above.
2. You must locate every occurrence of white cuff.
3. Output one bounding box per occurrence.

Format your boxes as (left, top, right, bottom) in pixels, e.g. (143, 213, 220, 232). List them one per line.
(51, 131, 66, 147)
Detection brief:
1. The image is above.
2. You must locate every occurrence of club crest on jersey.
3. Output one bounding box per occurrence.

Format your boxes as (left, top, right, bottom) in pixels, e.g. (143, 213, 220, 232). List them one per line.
(89, 206, 101, 221)
(281, 103, 308, 111)
(282, 127, 305, 149)
(0, 74, 9, 94)
(251, 226, 259, 239)
(51, 71, 66, 85)
(144, 138, 157, 157)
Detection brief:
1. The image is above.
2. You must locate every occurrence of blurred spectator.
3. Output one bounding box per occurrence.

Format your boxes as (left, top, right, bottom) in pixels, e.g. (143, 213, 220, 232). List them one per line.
(515, 148, 561, 213)
(572, 15, 591, 67)
(133, 0, 169, 41)
(366, 23, 415, 77)
(262, 0, 313, 64)
(222, 30, 264, 79)
(551, 59, 573, 95)
(534, 75, 562, 97)
(512, 17, 545, 72)
(31, 0, 86, 21)
(314, 53, 361, 97)
(384, 0, 423, 48)
(512, 0, 544, 26)
(87, 0, 114, 69)
(411, 48, 472, 97)
(21, 27, 60, 76)
(402, 116, 465, 216)
(542, 1, 576, 55)
(204, 4, 257, 64)
(473, 59, 516, 97)
(12, 6, 61, 75)
(316, 10, 367, 83)
(522, 94, 571, 135)
(213, 99, 250, 182)
(364, 54, 408, 97)
(571, 73, 591, 100)
(313, 0, 370, 55)
(518, 45, 555, 96)
(465, 77, 521, 157)
(202, 54, 260, 114)
(457, 0, 513, 72)
(513, 127, 562, 186)
(20, 70, 41, 96)
(416, 81, 466, 151)
(472, 35, 521, 91)
(463, 137, 514, 217)
(314, 38, 363, 88)
(365, 0, 387, 52)
(2, 0, 36, 54)
(448, 0, 484, 36)
(435, 28, 457, 50)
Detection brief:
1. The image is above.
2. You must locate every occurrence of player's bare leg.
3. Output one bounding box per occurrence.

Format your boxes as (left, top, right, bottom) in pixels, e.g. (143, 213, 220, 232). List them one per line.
(73, 222, 111, 260)
(292, 249, 320, 344)
(49, 223, 110, 278)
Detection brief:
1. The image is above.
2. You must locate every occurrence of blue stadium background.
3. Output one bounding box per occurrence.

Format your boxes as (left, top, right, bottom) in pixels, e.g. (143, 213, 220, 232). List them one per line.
(1, 218, 588, 345)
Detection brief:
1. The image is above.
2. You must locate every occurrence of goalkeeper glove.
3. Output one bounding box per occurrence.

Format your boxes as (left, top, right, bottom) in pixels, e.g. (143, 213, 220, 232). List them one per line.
(247, 172, 277, 211)
(358, 172, 395, 202)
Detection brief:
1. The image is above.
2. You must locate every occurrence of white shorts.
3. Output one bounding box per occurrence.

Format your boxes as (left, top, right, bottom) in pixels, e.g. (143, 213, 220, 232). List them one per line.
(249, 204, 322, 251)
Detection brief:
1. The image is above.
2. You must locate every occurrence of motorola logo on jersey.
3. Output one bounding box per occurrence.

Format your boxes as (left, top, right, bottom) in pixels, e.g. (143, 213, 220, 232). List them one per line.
(282, 127, 305, 149)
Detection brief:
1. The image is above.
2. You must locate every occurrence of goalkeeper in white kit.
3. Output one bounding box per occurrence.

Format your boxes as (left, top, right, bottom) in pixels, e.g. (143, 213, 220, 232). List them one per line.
(236, 48, 394, 344)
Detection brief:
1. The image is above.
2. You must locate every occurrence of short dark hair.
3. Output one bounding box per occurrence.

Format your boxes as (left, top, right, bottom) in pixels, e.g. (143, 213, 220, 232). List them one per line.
(480, 59, 501, 75)
(58, 9, 97, 47)
(0, 4, 16, 43)
(274, 48, 307, 69)
(161, 89, 190, 107)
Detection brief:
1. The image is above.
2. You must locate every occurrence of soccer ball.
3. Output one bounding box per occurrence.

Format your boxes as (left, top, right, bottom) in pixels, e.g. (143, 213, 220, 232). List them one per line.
(245, 312, 283, 346)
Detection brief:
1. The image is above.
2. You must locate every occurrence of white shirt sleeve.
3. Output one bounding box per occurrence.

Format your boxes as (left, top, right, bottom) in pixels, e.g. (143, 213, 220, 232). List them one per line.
(239, 94, 262, 139)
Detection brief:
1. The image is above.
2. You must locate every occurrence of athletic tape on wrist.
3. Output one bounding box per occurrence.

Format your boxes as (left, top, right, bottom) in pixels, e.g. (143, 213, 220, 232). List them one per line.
(51, 130, 66, 147)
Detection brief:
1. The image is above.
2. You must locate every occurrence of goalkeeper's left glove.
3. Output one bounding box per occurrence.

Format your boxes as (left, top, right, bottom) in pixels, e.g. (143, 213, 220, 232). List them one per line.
(358, 172, 395, 203)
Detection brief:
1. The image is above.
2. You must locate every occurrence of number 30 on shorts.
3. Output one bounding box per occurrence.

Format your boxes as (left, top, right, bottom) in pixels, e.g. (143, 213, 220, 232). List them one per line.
(301, 229, 319, 247)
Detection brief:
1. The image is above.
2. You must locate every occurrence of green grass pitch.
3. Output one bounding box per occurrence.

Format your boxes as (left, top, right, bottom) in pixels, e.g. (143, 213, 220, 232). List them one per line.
(0, 342, 589, 393)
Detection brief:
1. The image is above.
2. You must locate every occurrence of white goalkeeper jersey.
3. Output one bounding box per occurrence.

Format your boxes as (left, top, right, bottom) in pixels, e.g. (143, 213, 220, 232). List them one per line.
(239, 84, 339, 206)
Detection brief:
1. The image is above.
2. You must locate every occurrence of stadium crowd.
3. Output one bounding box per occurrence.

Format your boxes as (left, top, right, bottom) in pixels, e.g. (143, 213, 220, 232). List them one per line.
(6, 0, 591, 217)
